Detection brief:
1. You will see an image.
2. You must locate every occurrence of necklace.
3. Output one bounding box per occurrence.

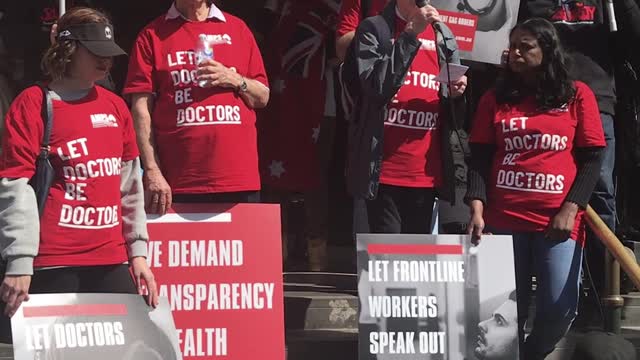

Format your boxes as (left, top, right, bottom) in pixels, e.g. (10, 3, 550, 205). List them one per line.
(456, 0, 498, 16)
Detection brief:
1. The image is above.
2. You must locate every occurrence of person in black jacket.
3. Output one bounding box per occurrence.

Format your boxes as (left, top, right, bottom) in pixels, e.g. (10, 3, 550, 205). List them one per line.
(518, 0, 640, 311)
(344, 0, 467, 234)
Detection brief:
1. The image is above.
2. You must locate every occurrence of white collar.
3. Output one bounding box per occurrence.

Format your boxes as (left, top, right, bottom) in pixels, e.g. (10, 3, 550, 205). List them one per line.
(165, 2, 226, 22)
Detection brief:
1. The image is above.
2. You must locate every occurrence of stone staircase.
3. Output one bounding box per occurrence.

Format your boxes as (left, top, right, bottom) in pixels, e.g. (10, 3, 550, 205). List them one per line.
(284, 272, 640, 360)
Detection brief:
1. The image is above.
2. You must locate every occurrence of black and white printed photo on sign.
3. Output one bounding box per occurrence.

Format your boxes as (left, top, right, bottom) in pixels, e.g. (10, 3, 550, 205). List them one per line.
(11, 293, 182, 360)
(430, 0, 521, 64)
(357, 234, 518, 360)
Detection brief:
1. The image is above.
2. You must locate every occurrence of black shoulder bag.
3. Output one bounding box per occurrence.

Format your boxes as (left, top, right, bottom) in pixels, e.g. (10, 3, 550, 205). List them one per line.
(31, 85, 55, 217)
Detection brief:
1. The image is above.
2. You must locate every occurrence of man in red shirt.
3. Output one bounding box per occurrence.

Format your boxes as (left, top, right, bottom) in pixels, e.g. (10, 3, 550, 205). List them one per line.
(124, 0, 269, 213)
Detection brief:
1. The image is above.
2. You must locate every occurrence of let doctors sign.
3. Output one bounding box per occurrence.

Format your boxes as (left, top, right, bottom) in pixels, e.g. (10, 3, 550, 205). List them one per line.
(146, 203, 285, 360)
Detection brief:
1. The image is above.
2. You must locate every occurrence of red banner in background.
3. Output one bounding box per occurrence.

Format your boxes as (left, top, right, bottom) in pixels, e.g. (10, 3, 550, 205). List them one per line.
(147, 203, 285, 360)
(437, 10, 478, 52)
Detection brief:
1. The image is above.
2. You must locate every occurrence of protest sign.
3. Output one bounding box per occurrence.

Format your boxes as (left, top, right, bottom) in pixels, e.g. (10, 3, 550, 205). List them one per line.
(357, 234, 518, 360)
(432, 0, 521, 64)
(12, 293, 181, 360)
(146, 203, 285, 360)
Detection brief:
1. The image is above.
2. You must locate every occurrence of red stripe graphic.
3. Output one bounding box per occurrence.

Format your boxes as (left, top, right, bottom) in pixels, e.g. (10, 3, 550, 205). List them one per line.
(23, 304, 128, 318)
(367, 244, 463, 255)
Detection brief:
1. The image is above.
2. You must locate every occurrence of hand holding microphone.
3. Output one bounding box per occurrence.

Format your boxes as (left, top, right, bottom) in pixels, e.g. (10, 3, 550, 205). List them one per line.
(406, 0, 441, 36)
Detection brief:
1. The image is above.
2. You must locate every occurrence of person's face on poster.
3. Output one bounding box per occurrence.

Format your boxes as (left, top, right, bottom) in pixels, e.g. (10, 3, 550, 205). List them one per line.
(428, 0, 508, 32)
(474, 299, 518, 360)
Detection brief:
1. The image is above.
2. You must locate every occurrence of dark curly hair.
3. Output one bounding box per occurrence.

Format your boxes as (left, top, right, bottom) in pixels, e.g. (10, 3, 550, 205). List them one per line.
(495, 18, 576, 112)
(41, 7, 112, 81)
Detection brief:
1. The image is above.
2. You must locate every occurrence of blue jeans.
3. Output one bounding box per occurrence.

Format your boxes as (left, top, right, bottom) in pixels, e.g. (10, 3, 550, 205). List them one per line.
(495, 231, 583, 360)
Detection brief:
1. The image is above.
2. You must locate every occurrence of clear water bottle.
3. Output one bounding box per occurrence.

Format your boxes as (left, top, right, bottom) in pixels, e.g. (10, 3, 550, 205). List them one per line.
(196, 34, 214, 87)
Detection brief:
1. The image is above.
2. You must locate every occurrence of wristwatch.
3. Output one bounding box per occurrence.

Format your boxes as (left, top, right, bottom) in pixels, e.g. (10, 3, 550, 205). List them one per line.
(237, 77, 248, 93)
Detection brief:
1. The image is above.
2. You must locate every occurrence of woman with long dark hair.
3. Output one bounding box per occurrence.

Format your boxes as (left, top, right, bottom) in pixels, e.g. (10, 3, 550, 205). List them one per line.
(465, 18, 605, 359)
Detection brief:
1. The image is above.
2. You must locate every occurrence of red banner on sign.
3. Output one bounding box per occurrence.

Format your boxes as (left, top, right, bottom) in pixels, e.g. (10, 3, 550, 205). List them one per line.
(438, 10, 478, 52)
(147, 203, 285, 360)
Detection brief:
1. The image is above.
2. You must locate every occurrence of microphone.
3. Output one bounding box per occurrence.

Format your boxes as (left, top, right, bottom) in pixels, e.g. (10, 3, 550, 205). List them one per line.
(415, 0, 427, 7)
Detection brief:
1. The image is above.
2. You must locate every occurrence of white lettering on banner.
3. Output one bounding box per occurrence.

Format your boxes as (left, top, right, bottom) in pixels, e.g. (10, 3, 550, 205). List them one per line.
(496, 169, 565, 194)
(158, 282, 275, 311)
(385, 109, 438, 130)
(59, 205, 120, 229)
(368, 296, 438, 318)
(176, 105, 241, 126)
(25, 322, 125, 350)
(167, 240, 243, 267)
(404, 71, 439, 90)
(177, 328, 227, 356)
(369, 332, 446, 354)
(390, 260, 465, 282)
(147, 241, 163, 267)
(62, 157, 122, 181)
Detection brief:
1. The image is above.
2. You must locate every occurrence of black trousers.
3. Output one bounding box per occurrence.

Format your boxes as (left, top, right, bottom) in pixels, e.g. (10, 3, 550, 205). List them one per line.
(0, 264, 136, 343)
(173, 191, 260, 204)
(366, 184, 436, 234)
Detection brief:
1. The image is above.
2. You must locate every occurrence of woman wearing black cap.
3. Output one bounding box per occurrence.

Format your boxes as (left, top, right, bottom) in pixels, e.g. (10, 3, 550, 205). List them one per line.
(0, 6, 158, 336)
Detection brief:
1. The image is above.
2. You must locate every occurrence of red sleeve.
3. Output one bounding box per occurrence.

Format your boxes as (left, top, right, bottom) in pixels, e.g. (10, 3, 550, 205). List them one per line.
(123, 28, 155, 95)
(243, 23, 269, 88)
(0, 88, 43, 179)
(573, 82, 606, 148)
(114, 96, 140, 162)
(336, 0, 361, 37)
(469, 90, 498, 144)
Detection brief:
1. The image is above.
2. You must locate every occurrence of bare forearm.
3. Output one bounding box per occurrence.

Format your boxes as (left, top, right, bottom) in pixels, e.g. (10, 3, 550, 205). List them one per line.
(239, 77, 270, 109)
(131, 96, 161, 172)
(336, 31, 355, 62)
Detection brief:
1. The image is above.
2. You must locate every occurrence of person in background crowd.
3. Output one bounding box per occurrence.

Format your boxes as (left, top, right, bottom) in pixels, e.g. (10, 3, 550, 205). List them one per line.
(474, 291, 519, 360)
(466, 18, 605, 359)
(345, 0, 467, 235)
(258, 0, 340, 271)
(0, 6, 158, 341)
(335, 0, 388, 61)
(124, 0, 269, 213)
(518, 0, 640, 315)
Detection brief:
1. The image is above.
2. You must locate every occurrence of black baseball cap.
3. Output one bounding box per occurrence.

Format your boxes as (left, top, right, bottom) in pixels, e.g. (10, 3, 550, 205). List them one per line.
(57, 23, 126, 57)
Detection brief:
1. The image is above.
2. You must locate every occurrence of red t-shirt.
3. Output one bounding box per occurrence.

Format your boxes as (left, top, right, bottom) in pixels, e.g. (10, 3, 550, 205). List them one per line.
(470, 82, 606, 241)
(379, 17, 442, 188)
(336, 0, 388, 37)
(123, 13, 268, 194)
(0, 86, 139, 267)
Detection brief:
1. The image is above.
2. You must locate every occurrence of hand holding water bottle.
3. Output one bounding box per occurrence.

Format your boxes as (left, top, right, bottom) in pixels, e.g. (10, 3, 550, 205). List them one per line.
(196, 59, 244, 89)
(196, 34, 243, 89)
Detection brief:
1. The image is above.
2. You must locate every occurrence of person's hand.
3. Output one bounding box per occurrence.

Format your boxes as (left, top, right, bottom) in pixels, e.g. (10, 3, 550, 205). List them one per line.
(0, 275, 31, 317)
(467, 200, 485, 245)
(143, 168, 172, 215)
(406, 5, 440, 36)
(451, 75, 468, 98)
(196, 59, 243, 89)
(545, 202, 578, 241)
(130, 257, 159, 308)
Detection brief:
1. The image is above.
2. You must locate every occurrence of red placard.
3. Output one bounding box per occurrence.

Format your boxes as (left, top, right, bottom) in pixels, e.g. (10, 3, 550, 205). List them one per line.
(438, 10, 478, 52)
(146, 203, 284, 359)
